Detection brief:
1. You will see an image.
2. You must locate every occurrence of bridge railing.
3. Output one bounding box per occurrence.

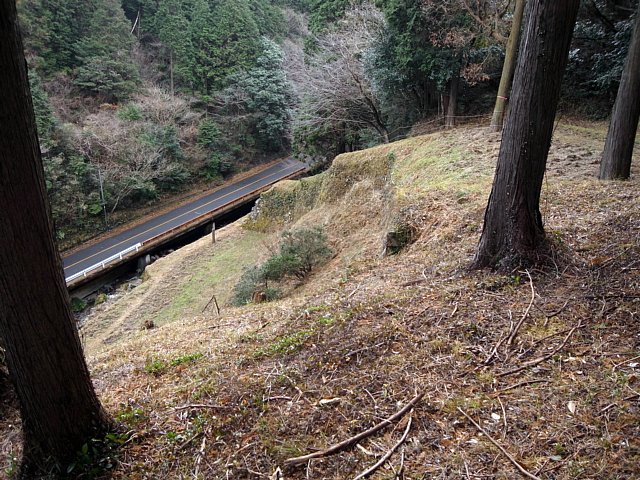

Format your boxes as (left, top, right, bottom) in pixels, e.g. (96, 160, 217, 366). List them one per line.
(65, 243, 143, 284)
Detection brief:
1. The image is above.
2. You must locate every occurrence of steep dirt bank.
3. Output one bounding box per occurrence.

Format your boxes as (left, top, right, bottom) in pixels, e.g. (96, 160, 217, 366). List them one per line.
(2, 121, 638, 479)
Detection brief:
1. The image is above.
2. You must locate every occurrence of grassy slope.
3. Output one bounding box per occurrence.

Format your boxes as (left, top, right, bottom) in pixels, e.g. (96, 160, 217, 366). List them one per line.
(2, 121, 639, 479)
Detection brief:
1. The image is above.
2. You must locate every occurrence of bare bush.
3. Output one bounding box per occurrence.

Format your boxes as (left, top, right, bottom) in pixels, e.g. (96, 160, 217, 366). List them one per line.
(285, 3, 390, 144)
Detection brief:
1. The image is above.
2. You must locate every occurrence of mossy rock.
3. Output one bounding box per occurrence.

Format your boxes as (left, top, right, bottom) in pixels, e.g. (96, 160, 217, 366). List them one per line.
(384, 222, 419, 255)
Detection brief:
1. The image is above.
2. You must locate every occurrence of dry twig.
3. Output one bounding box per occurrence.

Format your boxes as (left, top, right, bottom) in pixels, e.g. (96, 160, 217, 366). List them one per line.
(535, 300, 569, 327)
(202, 293, 221, 315)
(506, 270, 535, 348)
(284, 392, 423, 466)
(396, 448, 405, 480)
(496, 396, 508, 439)
(352, 415, 413, 480)
(599, 394, 640, 414)
(497, 322, 583, 377)
(457, 408, 542, 480)
(493, 379, 549, 394)
(193, 435, 207, 479)
(173, 403, 231, 411)
(484, 331, 507, 365)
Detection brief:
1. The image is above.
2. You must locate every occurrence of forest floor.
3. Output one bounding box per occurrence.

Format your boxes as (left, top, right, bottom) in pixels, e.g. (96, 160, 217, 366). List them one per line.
(1, 120, 639, 479)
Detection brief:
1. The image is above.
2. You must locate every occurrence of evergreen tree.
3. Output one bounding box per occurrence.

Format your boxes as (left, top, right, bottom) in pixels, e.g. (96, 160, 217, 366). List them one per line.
(154, 0, 192, 95)
(18, 0, 82, 73)
(226, 38, 292, 151)
(249, 0, 287, 39)
(74, 0, 140, 102)
(188, 0, 218, 94)
(372, 0, 457, 116)
(308, 0, 354, 33)
(473, 0, 580, 269)
(27, 69, 56, 145)
(207, 0, 261, 91)
(600, 3, 640, 180)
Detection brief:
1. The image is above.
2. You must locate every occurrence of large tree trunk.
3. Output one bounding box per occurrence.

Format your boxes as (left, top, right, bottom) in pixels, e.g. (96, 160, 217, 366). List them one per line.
(473, 0, 580, 270)
(599, 4, 640, 180)
(490, 0, 526, 132)
(170, 49, 175, 97)
(445, 73, 460, 128)
(0, 2, 110, 475)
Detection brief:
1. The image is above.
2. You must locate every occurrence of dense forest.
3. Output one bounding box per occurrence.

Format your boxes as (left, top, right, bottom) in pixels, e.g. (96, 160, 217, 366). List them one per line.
(17, 0, 638, 244)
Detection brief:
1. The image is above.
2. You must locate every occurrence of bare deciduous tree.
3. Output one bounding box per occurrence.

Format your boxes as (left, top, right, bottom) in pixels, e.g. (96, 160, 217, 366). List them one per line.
(285, 3, 390, 144)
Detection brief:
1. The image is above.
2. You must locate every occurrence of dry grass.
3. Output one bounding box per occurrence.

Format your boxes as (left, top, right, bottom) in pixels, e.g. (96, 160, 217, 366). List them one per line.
(1, 121, 639, 479)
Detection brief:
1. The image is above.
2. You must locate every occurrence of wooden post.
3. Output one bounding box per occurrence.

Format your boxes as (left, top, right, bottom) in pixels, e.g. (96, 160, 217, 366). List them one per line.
(211, 222, 216, 244)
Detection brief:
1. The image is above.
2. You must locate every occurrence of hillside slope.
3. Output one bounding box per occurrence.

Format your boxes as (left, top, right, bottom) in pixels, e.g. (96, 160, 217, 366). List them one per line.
(2, 121, 639, 479)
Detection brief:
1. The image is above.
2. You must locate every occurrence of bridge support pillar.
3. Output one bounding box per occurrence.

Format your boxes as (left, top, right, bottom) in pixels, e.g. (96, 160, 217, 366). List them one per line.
(137, 254, 151, 275)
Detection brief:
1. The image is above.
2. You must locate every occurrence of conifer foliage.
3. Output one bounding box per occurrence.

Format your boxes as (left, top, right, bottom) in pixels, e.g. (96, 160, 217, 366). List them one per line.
(74, 0, 140, 101)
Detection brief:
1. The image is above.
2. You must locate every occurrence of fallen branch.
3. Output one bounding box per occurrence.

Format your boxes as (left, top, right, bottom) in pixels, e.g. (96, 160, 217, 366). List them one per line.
(457, 408, 542, 480)
(599, 394, 640, 414)
(535, 300, 569, 326)
(506, 270, 535, 348)
(352, 415, 413, 480)
(493, 379, 549, 394)
(284, 392, 424, 467)
(484, 331, 507, 365)
(497, 322, 582, 378)
(193, 435, 207, 479)
(202, 293, 221, 315)
(173, 403, 231, 411)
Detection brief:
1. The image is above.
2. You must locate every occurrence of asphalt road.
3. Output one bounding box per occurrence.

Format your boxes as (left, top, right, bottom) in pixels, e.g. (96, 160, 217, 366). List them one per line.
(62, 158, 306, 281)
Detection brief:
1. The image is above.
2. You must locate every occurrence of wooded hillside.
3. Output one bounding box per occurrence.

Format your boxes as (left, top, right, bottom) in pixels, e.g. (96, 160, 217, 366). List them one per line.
(17, 0, 638, 246)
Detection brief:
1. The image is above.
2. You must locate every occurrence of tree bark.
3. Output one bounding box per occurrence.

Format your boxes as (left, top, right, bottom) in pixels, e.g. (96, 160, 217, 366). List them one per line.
(170, 49, 175, 97)
(490, 0, 526, 132)
(473, 0, 580, 270)
(0, 1, 110, 475)
(599, 4, 640, 180)
(445, 73, 460, 128)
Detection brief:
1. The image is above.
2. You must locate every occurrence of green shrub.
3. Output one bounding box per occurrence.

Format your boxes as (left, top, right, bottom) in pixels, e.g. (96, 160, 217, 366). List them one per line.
(232, 226, 332, 305)
(232, 265, 265, 306)
(94, 293, 108, 305)
(203, 152, 234, 180)
(70, 297, 87, 313)
(117, 104, 142, 121)
(261, 253, 299, 281)
(276, 226, 332, 279)
(197, 119, 222, 150)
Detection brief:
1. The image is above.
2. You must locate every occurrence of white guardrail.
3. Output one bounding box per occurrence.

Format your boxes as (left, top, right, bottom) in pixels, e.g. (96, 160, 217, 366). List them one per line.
(65, 242, 143, 284)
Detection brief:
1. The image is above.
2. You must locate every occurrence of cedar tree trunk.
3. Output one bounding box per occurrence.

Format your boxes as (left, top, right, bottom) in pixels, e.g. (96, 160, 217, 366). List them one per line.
(473, 0, 580, 270)
(599, 5, 640, 180)
(0, 1, 110, 475)
(490, 0, 526, 132)
(445, 73, 460, 128)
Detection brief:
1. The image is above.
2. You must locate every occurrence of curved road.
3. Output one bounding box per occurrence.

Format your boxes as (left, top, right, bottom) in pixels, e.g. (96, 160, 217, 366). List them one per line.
(63, 158, 306, 282)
